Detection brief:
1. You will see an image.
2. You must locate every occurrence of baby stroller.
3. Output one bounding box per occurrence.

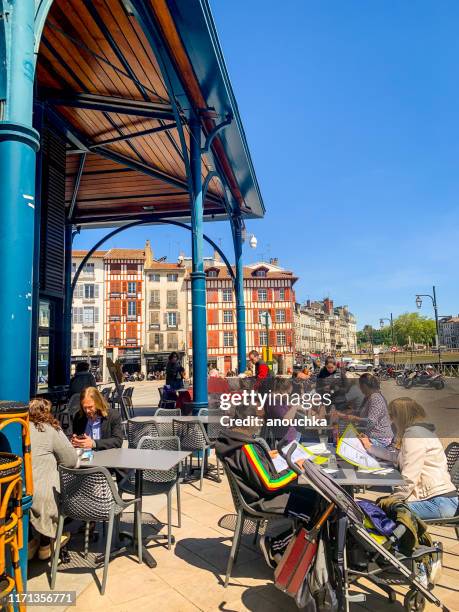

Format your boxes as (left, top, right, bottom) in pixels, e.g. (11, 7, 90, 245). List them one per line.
(277, 442, 448, 612)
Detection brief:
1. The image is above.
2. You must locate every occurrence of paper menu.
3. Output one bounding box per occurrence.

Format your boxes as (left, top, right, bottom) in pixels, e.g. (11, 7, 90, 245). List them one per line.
(336, 424, 382, 470)
(271, 441, 310, 472)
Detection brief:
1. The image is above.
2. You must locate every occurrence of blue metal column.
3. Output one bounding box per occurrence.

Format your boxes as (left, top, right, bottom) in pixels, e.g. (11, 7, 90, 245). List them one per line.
(0, 0, 40, 403)
(189, 116, 208, 411)
(233, 218, 247, 373)
(63, 224, 73, 384)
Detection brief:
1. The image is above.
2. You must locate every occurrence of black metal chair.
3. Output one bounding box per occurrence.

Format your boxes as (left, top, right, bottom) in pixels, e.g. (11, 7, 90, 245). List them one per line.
(126, 419, 159, 449)
(119, 436, 182, 550)
(122, 387, 135, 419)
(205, 408, 227, 481)
(445, 442, 459, 472)
(50, 466, 142, 594)
(424, 458, 459, 539)
(154, 408, 181, 417)
(222, 461, 288, 587)
(173, 419, 211, 490)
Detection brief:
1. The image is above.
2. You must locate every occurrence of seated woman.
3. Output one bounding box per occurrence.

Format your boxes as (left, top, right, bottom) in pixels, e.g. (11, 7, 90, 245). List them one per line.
(71, 387, 123, 450)
(28, 399, 78, 560)
(361, 397, 458, 520)
(334, 373, 393, 447)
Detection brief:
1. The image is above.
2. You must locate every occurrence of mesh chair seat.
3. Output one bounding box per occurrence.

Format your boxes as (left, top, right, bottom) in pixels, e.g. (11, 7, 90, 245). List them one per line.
(154, 408, 180, 417)
(127, 419, 159, 449)
(59, 466, 127, 522)
(445, 442, 459, 472)
(173, 419, 210, 490)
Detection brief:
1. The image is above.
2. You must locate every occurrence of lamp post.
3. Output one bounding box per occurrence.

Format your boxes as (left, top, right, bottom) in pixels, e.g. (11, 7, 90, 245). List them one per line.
(415, 286, 442, 369)
(380, 313, 395, 365)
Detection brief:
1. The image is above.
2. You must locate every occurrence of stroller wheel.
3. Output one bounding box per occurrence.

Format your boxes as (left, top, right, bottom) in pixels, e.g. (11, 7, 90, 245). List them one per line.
(404, 589, 426, 611)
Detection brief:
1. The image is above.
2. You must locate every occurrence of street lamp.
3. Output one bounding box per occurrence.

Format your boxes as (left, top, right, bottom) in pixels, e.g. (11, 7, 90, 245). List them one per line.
(415, 286, 441, 369)
(380, 313, 395, 365)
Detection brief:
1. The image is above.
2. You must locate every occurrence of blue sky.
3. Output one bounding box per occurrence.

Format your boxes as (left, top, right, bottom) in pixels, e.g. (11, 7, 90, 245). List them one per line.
(74, 0, 459, 329)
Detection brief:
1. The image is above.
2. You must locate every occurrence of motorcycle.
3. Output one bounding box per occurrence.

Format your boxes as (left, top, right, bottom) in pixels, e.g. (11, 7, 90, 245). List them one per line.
(403, 370, 445, 390)
(396, 369, 413, 386)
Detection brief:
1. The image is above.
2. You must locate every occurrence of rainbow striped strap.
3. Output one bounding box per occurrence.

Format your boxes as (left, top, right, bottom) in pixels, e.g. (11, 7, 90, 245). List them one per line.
(242, 444, 297, 491)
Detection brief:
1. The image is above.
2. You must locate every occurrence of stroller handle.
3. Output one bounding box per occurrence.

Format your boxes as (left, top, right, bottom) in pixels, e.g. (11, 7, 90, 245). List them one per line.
(276, 439, 306, 476)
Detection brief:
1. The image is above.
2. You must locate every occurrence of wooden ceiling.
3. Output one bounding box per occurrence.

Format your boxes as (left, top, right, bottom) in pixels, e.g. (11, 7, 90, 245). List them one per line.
(36, 0, 242, 225)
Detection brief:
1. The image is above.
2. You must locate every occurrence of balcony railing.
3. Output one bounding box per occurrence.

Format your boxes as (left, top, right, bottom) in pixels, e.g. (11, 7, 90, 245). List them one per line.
(110, 292, 121, 298)
(166, 302, 178, 309)
(109, 315, 121, 321)
(82, 322, 95, 328)
(127, 314, 137, 321)
(149, 323, 160, 330)
(125, 339, 138, 346)
(109, 338, 121, 346)
(149, 301, 160, 309)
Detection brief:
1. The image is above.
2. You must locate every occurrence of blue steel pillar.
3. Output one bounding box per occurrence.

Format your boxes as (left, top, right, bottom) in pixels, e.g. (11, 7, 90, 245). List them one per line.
(189, 115, 208, 411)
(63, 224, 73, 385)
(233, 217, 247, 374)
(0, 0, 40, 403)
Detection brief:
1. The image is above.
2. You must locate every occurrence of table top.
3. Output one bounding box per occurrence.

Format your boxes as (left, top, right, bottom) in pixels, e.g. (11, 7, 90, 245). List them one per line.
(83, 448, 190, 471)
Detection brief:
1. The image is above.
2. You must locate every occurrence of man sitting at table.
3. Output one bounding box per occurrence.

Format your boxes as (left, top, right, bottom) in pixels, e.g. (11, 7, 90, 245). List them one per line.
(71, 387, 123, 450)
(215, 404, 323, 568)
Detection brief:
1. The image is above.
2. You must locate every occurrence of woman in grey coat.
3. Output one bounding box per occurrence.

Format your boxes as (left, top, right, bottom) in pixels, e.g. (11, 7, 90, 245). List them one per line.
(29, 399, 78, 561)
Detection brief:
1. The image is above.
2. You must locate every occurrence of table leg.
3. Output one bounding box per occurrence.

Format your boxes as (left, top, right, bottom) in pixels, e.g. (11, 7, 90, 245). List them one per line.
(134, 469, 157, 568)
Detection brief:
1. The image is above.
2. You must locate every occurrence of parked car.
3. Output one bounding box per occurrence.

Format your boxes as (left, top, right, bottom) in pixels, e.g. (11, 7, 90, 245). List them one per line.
(345, 359, 374, 372)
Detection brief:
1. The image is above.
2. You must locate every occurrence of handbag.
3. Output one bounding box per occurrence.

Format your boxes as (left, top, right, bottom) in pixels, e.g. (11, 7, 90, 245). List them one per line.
(274, 503, 334, 598)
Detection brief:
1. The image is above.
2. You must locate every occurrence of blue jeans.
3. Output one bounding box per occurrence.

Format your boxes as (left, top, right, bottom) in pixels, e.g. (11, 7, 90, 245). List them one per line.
(407, 496, 459, 520)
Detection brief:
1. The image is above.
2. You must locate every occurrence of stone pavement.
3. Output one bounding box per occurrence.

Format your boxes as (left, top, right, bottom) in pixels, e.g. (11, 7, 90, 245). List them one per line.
(27, 457, 459, 612)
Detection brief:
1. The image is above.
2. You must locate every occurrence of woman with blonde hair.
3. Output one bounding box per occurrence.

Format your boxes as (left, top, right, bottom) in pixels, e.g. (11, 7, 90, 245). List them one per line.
(361, 397, 458, 520)
(71, 387, 123, 450)
(28, 399, 77, 560)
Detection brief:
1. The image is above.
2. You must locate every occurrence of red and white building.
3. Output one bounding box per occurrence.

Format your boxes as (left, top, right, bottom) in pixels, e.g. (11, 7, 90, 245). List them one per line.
(185, 256, 297, 374)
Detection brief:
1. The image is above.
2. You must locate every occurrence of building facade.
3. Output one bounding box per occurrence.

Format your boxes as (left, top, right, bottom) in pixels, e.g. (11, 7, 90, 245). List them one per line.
(440, 316, 459, 349)
(143, 243, 187, 374)
(104, 248, 145, 374)
(71, 251, 105, 377)
(294, 298, 357, 359)
(185, 256, 297, 375)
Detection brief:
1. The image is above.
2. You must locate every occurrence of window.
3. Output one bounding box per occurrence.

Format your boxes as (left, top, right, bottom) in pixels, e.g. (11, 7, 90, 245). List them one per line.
(110, 263, 122, 273)
(84, 284, 99, 299)
(207, 268, 219, 277)
(258, 310, 270, 325)
(258, 288, 267, 301)
(276, 310, 286, 323)
(71, 262, 77, 275)
(72, 307, 82, 324)
(223, 310, 233, 323)
(127, 301, 137, 319)
(223, 332, 234, 347)
(276, 331, 286, 346)
(148, 333, 163, 351)
(167, 290, 177, 308)
(149, 311, 160, 327)
(150, 290, 160, 307)
(126, 263, 138, 272)
(167, 332, 178, 350)
(82, 262, 94, 276)
(222, 288, 232, 302)
(167, 312, 177, 328)
(253, 267, 267, 277)
(149, 273, 160, 282)
(259, 330, 268, 345)
(167, 273, 178, 282)
(278, 288, 285, 300)
(83, 307, 94, 325)
(127, 281, 137, 294)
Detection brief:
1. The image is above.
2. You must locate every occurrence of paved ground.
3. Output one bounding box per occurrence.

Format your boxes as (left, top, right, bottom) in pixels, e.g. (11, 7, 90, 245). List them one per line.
(25, 379, 459, 611)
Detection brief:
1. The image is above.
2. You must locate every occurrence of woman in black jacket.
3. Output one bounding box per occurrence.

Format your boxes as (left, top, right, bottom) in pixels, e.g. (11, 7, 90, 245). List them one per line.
(71, 387, 123, 450)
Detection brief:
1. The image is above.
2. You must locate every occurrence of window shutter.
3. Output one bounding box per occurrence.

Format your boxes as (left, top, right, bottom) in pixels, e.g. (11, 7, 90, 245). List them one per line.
(164, 313, 168, 324)
(252, 290, 258, 302)
(122, 301, 127, 316)
(285, 308, 292, 323)
(208, 289, 218, 303)
(208, 331, 219, 348)
(269, 330, 276, 346)
(270, 308, 276, 324)
(286, 330, 292, 347)
(188, 332, 192, 349)
(268, 289, 273, 301)
(208, 309, 218, 325)
(78, 332, 83, 349)
(94, 332, 99, 347)
(254, 330, 259, 346)
(177, 312, 181, 325)
(94, 284, 99, 298)
(94, 308, 99, 323)
(284, 288, 290, 301)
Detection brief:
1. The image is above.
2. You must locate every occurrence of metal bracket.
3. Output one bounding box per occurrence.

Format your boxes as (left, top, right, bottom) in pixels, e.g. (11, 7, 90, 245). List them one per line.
(201, 112, 232, 154)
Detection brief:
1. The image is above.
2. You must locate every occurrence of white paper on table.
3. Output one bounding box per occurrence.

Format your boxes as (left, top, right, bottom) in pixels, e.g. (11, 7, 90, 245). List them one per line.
(336, 424, 382, 470)
(302, 442, 331, 455)
(271, 441, 311, 473)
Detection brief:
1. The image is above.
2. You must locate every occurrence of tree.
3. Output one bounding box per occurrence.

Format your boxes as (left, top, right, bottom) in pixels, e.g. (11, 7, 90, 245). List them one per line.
(393, 313, 436, 346)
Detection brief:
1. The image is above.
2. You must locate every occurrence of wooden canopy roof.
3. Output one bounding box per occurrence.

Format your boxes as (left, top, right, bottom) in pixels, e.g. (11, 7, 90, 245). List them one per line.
(36, 0, 264, 226)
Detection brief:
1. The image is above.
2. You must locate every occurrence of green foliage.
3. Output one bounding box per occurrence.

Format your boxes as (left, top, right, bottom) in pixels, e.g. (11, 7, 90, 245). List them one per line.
(358, 313, 436, 348)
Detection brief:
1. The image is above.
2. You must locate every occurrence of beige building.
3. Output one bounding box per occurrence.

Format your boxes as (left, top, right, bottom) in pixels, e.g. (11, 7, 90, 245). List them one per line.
(143, 242, 187, 375)
(294, 298, 357, 358)
(71, 251, 106, 378)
